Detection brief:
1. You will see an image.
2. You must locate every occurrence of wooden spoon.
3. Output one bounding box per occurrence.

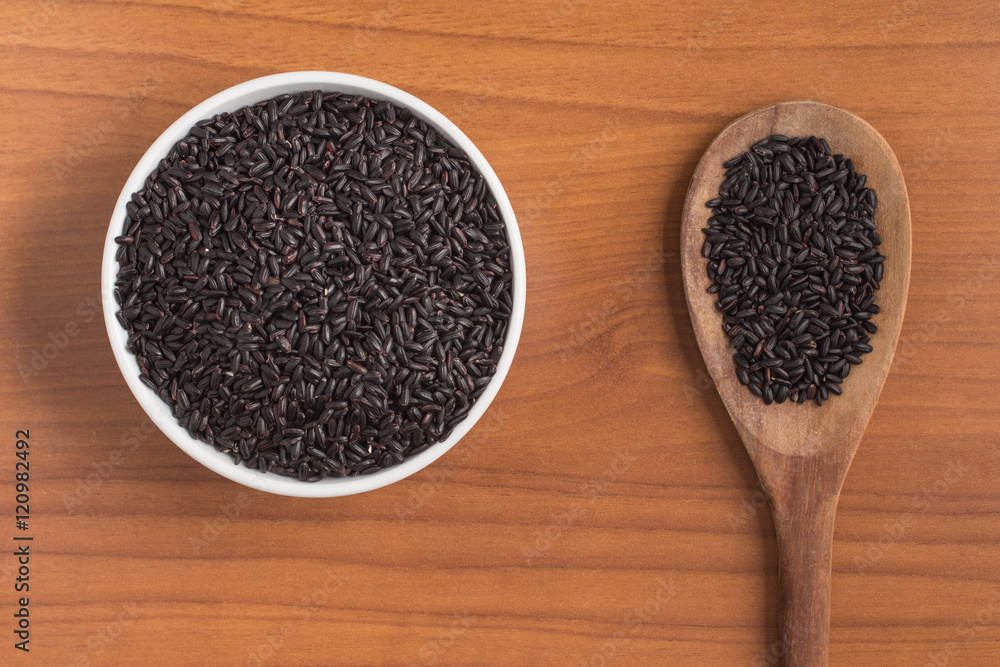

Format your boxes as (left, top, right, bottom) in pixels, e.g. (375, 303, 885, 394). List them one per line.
(680, 101, 911, 666)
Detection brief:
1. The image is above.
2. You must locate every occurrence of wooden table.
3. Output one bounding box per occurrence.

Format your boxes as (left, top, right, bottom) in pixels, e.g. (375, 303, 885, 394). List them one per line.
(1, 1, 998, 664)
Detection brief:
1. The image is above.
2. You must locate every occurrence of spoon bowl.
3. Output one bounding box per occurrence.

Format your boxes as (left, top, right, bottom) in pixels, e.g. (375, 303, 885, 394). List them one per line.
(680, 101, 911, 665)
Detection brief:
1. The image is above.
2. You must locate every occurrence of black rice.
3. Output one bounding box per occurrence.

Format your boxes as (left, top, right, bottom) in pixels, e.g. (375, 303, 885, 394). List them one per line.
(702, 135, 883, 406)
(115, 90, 512, 480)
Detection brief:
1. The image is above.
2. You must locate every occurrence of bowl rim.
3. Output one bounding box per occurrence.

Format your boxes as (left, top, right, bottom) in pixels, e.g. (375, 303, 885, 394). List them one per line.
(101, 71, 526, 498)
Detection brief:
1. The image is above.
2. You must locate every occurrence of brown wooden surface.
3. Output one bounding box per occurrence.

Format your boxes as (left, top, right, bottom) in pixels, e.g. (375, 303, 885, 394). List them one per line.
(1, 1, 998, 665)
(681, 100, 914, 666)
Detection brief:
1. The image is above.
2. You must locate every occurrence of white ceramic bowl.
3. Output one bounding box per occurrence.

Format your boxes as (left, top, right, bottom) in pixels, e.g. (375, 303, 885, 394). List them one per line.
(102, 72, 525, 497)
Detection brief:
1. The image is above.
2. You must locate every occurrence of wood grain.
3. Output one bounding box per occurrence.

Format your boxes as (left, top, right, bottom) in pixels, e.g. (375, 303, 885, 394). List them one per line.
(680, 101, 912, 665)
(0, 1, 999, 665)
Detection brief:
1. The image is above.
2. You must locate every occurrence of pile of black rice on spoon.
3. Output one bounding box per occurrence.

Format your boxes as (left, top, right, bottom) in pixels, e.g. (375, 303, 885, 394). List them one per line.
(702, 135, 884, 406)
(115, 91, 512, 480)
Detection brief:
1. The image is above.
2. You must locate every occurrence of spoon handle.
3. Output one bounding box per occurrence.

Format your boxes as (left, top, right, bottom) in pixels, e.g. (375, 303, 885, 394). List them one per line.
(760, 455, 844, 667)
